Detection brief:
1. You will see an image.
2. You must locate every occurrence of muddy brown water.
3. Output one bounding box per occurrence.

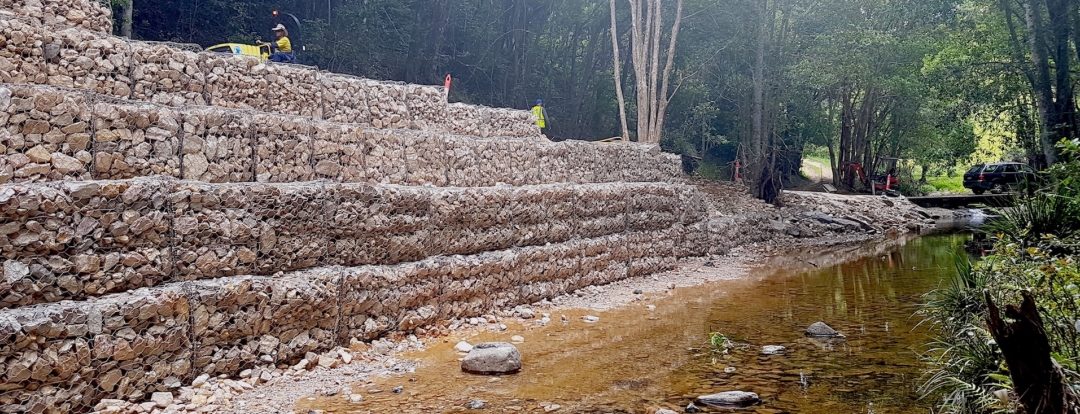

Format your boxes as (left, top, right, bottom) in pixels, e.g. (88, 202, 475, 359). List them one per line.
(298, 235, 968, 414)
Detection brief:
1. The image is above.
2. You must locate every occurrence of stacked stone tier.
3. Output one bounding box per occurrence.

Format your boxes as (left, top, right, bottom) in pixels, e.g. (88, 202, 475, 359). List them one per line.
(0, 83, 681, 186)
(0, 15, 541, 139)
(0, 178, 710, 412)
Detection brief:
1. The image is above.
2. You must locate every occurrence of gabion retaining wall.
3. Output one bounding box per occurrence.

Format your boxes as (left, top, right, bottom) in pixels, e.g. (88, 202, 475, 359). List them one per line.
(445, 103, 544, 138)
(0, 15, 542, 138)
(0, 178, 706, 309)
(0, 225, 689, 413)
(0, 0, 111, 34)
(0, 84, 680, 186)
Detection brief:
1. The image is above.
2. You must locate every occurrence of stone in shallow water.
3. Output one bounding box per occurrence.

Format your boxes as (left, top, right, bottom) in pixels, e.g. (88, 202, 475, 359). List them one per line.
(461, 342, 522, 374)
(761, 345, 786, 355)
(695, 391, 761, 407)
(805, 321, 843, 337)
(466, 399, 486, 409)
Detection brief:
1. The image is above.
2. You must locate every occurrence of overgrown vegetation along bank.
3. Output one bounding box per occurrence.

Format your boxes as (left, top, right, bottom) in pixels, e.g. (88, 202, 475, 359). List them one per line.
(920, 140, 1080, 413)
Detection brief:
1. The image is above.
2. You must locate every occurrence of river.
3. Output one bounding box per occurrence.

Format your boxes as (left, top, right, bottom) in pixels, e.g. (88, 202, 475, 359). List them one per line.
(298, 234, 969, 413)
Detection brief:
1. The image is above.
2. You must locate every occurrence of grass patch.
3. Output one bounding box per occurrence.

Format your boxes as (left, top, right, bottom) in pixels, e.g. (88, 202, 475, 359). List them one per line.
(926, 175, 965, 193)
(804, 154, 831, 166)
(695, 161, 728, 181)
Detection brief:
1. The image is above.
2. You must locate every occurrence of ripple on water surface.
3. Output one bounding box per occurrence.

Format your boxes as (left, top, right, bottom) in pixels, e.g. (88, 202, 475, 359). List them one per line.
(299, 234, 969, 413)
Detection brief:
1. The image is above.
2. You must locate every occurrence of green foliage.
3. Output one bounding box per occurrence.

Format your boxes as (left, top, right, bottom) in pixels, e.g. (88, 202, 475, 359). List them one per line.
(927, 175, 965, 193)
(708, 332, 733, 354)
(920, 328, 1009, 414)
(921, 257, 986, 337)
(919, 254, 1012, 414)
(922, 147, 1080, 412)
(694, 162, 727, 181)
(125, 0, 990, 175)
(984, 194, 1080, 248)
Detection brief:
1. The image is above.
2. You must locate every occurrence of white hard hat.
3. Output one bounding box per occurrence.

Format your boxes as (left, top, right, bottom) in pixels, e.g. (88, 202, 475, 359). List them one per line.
(272, 24, 287, 32)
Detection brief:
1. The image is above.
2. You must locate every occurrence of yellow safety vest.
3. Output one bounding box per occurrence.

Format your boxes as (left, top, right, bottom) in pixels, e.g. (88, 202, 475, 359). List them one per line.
(275, 36, 293, 53)
(531, 105, 546, 129)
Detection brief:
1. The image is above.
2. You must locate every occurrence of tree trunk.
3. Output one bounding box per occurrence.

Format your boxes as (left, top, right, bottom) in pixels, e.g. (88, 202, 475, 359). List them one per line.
(629, 0, 650, 142)
(1047, 0, 1077, 148)
(646, 0, 662, 142)
(751, 0, 767, 164)
(616, 0, 684, 144)
(838, 90, 855, 187)
(751, 0, 773, 201)
(1025, 0, 1060, 165)
(610, 0, 630, 140)
(986, 291, 1078, 413)
(121, 0, 133, 38)
(653, 0, 683, 143)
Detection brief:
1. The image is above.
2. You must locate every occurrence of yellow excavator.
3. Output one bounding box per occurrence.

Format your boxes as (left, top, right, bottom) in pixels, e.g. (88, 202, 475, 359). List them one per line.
(204, 10, 302, 62)
(205, 43, 271, 60)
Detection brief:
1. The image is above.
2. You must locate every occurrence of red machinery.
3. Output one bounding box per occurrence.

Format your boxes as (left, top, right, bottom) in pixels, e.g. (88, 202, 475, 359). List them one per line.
(844, 158, 900, 194)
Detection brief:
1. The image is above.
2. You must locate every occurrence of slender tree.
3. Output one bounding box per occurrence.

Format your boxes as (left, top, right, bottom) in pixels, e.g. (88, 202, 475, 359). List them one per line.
(615, 0, 685, 143)
(610, 0, 630, 140)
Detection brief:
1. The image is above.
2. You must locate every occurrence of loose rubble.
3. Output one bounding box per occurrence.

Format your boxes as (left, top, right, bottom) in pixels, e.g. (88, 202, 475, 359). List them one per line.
(91, 337, 418, 414)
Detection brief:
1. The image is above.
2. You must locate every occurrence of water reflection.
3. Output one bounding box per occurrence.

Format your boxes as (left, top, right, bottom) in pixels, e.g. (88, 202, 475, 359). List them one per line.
(300, 235, 968, 414)
(688, 235, 968, 413)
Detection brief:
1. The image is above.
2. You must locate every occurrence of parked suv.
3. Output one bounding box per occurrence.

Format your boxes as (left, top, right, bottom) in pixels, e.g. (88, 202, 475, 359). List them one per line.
(962, 162, 1036, 194)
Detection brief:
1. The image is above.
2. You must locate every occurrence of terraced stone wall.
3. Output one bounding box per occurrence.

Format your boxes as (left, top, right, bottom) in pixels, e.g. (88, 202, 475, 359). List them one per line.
(0, 84, 679, 185)
(0, 224, 689, 412)
(0, 16, 542, 138)
(0, 0, 111, 33)
(0, 178, 707, 412)
(0, 179, 705, 309)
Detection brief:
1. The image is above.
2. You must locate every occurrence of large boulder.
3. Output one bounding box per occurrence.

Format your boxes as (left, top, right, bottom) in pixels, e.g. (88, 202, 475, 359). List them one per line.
(695, 391, 761, 408)
(461, 342, 522, 374)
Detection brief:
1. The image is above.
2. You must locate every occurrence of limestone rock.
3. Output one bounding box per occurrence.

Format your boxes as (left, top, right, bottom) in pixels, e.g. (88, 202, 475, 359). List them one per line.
(461, 342, 522, 375)
(455, 341, 474, 353)
(761, 345, 786, 355)
(150, 392, 173, 408)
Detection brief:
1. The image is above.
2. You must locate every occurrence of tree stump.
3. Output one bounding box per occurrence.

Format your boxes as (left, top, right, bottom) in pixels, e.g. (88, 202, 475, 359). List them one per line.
(985, 290, 1078, 413)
